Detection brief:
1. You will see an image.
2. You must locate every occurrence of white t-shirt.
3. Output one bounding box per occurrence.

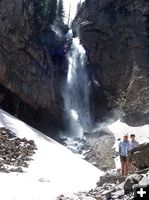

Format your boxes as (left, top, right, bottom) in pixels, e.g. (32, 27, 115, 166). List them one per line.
(129, 140, 139, 151)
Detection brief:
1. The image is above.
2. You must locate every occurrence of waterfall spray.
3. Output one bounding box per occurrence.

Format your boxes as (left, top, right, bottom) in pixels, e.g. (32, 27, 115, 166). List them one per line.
(63, 34, 91, 137)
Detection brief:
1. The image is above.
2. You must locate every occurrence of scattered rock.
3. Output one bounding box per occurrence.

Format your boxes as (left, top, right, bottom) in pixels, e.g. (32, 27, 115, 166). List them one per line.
(57, 193, 97, 200)
(60, 127, 116, 171)
(10, 167, 24, 173)
(0, 127, 37, 173)
(97, 170, 125, 187)
(38, 178, 51, 183)
(124, 174, 143, 194)
(111, 190, 124, 199)
(57, 169, 149, 200)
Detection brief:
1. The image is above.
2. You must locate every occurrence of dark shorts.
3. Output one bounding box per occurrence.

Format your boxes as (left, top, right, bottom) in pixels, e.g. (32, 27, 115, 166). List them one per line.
(120, 155, 127, 162)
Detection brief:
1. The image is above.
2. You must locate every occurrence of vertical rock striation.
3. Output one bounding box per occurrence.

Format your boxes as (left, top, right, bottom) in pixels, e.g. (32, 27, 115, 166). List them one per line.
(0, 0, 68, 136)
(74, 0, 149, 126)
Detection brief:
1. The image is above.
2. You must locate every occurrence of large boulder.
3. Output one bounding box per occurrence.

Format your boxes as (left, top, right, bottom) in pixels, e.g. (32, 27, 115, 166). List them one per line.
(129, 143, 149, 169)
(74, 0, 149, 126)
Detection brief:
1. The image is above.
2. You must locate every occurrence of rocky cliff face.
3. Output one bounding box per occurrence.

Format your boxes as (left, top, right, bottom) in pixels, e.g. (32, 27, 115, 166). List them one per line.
(0, 0, 67, 136)
(74, 0, 149, 126)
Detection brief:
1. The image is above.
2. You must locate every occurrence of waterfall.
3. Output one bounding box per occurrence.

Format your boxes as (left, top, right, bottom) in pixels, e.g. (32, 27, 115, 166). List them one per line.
(63, 34, 91, 137)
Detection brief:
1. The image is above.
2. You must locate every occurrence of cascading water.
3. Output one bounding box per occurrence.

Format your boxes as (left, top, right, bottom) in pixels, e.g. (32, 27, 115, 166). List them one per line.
(63, 34, 92, 137)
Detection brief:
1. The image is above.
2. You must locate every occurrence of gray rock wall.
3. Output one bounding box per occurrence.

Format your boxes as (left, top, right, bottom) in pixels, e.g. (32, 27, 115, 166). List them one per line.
(74, 0, 149, 126)
(0, 0, 67, 134)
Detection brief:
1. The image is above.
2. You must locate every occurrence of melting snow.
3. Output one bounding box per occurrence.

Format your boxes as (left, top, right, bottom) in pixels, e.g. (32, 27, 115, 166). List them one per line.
(0, 109, 103, 200)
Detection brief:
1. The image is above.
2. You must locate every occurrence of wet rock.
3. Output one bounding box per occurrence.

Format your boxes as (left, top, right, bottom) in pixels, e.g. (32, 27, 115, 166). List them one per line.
(83, 131, 90, 136)
(57, 137, 67, 145)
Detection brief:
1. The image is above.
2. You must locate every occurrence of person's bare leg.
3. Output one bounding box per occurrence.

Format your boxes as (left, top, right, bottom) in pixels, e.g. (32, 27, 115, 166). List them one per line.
(124, 160, 129, 177)
(121, 161, 125, 176)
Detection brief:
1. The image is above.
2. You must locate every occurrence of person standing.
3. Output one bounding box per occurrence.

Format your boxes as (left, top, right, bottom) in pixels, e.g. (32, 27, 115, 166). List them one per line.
(129, 134, 139, 151)
(128, 134, 139, 173)
(119, 134, 130, 177)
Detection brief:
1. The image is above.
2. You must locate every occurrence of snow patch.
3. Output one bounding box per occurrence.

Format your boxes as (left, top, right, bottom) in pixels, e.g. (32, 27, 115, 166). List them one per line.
(0, 109, 103, 200)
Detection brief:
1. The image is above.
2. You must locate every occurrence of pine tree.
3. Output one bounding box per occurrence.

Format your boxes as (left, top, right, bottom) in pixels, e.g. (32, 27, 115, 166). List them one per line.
(34, 0, 58, 30)
(77, 1, 82, 13)
(48, 0, 57, 24)
(34, 0, 45, 30)
(57, 0, 65, 22)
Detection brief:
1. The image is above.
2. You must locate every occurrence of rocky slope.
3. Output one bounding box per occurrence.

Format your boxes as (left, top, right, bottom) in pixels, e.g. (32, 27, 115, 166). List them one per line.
(57, 163, 149, 200)
(74, 0, 149, 126)
(0, 0, 68, 136)
(59, 128, 116, 171)
(0, 127, 37, 173)
(57, 171, 149, 200)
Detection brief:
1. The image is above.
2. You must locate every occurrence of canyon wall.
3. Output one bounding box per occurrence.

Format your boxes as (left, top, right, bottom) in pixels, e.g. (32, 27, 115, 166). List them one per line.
(74, 0, 149, 126)
(0, 0, 67, 136)
(0, 0, 149, 134)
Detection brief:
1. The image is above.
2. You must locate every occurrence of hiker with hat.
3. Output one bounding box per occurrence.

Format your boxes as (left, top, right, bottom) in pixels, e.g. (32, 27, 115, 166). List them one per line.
(119, 134, 130, 177)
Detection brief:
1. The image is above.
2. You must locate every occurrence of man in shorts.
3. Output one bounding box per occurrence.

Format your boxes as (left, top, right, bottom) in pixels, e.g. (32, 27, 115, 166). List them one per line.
(119, 134, 130, 177)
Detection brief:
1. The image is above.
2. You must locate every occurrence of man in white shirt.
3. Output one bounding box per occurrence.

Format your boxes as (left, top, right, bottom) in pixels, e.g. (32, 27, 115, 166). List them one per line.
(128, 134, 139, 173)
(129, 134, 139, 151)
